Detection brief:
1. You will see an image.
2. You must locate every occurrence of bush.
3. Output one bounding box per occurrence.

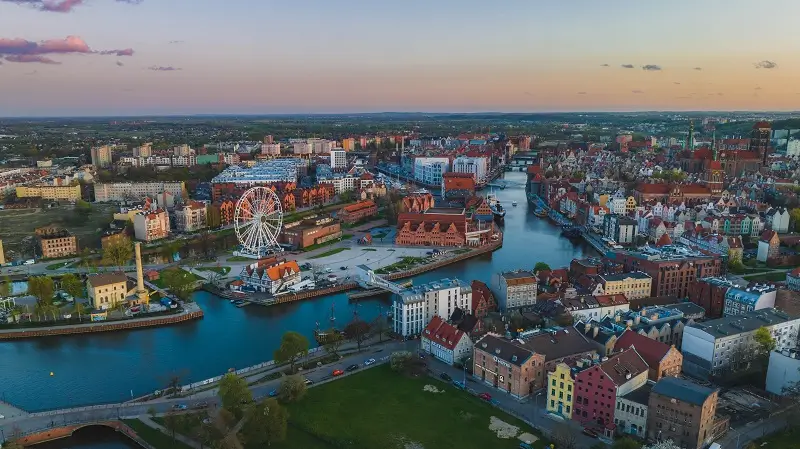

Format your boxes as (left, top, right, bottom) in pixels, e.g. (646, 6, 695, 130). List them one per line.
(279, 374, 307, 403)
(390, 351, 413, 372)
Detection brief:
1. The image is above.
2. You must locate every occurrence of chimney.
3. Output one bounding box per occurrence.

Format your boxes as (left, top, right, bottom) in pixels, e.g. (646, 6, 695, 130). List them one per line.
(134, 242, 149, 303)
(593, 326, 600, 338)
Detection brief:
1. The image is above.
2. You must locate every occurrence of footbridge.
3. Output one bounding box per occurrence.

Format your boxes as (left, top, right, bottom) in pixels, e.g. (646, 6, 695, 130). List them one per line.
(356, 265, 407, 294)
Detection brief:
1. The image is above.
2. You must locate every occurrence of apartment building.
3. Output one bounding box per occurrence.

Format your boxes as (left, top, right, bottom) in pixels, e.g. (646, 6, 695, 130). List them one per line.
(94, 182, 186, 203)
(682, 308, 800, 378)
(723, 284, 776, 316)
(614, 330, 683, 381)
(392, 278, 472, 338)
(174, 201, 208, 232)
(90, 145, 113, 168)
(36, 226, 78, 259)
(133, 209, 170, 242)
(421, 316, 473, 366)
(473, 334, 541, 400)
(603, 214, 639, 245)
(330, 149, 347, 169)
(600, 272, 652, 300)
(16, 184, 82, 202)
(613, 247, 722, 298)
(615, 384, 651, 439)
(414, 157, 450, 186)
(452, 156, 488, 183)
(647, 377, 725, 449)
(492, 270, 537, 312)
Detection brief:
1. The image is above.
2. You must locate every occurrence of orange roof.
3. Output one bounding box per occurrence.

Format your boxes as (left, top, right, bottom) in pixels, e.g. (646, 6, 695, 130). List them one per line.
(656, 233, 672, 247)
(265, 261, 300, 281)
(636, 183, 671, 194)
(343, 200, 376, 213)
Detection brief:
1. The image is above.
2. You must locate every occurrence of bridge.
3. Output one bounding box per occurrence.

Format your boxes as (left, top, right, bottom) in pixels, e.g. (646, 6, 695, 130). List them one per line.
(485, 179, 525, 189)
(356, 265, 407, 294)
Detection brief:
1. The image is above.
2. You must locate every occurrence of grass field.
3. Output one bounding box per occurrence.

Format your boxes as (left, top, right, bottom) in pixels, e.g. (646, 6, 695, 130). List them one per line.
(755, 426, 799, 448)
(227, 256, 252, 262)
(284, 364, 546, 449)
(309, 248, 350, 259)
(152, 268, 202, 289)
(742, 272, 788, 282)
(123, 419, 194, 449)
(198, 266, 231, 275)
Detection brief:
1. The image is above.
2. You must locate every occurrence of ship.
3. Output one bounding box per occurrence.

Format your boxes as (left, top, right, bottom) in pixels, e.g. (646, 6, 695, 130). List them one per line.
(313, 304, 342, 345)
(534, 209, 548, 218)
(486, 193, 506, 223)
(561, 225, 582, 239)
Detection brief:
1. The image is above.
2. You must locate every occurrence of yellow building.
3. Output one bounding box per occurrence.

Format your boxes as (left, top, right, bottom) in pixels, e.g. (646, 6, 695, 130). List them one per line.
(625, 196, 637, 213)
(16, 184, 81, 201)
(546, 363, 575, 419)
(0, 239, 5, 265)
(598, 194, 609, 208)
(87, 273, 132, 310)
(599, 272, 652, 300)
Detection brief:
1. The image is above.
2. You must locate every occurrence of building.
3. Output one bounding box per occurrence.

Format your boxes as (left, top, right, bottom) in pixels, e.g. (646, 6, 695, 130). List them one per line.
(35, 226, 78, 259)
(101, 229, 129, 250)
(452, 156, 488, 183)
(604, 214, 639, 245)
(689, 277, 734, 318)
(492, 270, 537, 312)
(16, 184, 82, 202)
(473, 334, 540, 399)
(0, 239, 5, 265)
(94, 182, 186, 203)
(414, 157, 450, 186)
(723, 285, 776, 316)
(547, 362, 582, 420)
(133, 209, 170, 242)
(600, 272, 652, 300)
(526, 327, 597, 389)
(395, 208, 468, 247)
(681, 308, 800, 378)
(573, 348, 649, 434)
(757, 230, 780, 262)
(615, 384, 651, 439)
(470, 280, 497, 323)
(766, 349, 800, 396)
(174, 201, 207, 232)
(281, 217, 341, 249)
(421, 316, 473, 366)
(210, 159, 304, 201)
(392, 278, 472, 337)
(330, 149, 347, 170)
(238, 259, 301, 294)
(750, 121, 771, 166)
(614, 330, 683, 381)
(133, 143, 152, 158)
(566, 294, 630, 323)
(647, 377, 725, 449)
(442, 172, 476, 200)
(87, 273, 130, 310)
(90, 145, 113, 168)
(338, 200, 377, 224)
(613, 247, 723, 299)
(788, 268, 800, 292)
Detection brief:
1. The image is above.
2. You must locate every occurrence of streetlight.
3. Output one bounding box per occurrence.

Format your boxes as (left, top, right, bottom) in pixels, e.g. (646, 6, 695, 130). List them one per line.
(463, 357, 472, 386)
(533, 391, 543, 426)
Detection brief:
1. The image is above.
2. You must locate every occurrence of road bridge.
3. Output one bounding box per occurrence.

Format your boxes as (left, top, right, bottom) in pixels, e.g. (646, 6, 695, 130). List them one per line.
(356, 265, 406, 294)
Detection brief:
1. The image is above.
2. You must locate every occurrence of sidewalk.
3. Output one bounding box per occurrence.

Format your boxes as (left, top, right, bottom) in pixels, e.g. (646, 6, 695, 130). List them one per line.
(138, 415, 202, 449)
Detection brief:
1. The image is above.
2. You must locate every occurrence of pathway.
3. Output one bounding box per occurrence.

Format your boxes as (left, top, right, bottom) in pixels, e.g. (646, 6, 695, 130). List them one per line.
(138, 415, 202, 449)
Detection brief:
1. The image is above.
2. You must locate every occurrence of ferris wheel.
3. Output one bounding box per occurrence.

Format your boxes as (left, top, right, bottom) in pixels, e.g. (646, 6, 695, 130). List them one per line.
(234, 186, 283, 257)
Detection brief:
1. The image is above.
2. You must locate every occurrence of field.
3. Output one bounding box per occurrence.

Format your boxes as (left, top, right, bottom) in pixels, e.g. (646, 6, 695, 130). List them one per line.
(123, 419, 193, 449)
(284, 364, 545, 449)
(309, 248, 349, 259)
(742, 272, 788, 282)
(0, 204, 118, 257)
(197, 266, 231, 275)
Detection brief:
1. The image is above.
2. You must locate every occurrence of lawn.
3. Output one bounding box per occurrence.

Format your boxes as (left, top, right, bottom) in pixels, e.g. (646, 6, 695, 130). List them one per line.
(45, 261, 73, 270)
(198, 266, 231, 275)
(302, 235, 352, 253)
(309, 248, 350, 259)
(285, 364, 546, 449)
(755, 426, 800, 448)
(227, 255, 253, 262)
(123, 419, 194, 449)
(742, 272, 788, 282)
(152, 268, 202, 289)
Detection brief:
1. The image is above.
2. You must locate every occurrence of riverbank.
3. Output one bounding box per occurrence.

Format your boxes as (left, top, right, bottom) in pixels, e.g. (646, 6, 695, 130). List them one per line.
(0, 303, 204, 340)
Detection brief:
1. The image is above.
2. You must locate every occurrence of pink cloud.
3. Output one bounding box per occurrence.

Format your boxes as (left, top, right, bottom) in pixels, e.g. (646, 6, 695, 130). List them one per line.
(100, 48, 134, 56)
(1, 0, 141, 12)
(0, 35, 134, 64)
(5, 55, 61, 64)
(148, 66, 181, 71)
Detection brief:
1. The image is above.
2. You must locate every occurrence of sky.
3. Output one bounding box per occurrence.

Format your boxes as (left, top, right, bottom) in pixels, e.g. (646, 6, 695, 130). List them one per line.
(1, 0, 800, 116)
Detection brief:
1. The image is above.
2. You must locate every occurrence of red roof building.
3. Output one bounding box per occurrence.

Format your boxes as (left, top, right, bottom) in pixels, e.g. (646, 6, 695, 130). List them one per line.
(420, 316, 473, 366)
(614, 330, 683, 381)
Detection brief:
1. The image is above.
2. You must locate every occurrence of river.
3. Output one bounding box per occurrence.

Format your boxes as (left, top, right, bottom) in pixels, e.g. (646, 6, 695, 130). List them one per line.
(0, 172, 594, 413)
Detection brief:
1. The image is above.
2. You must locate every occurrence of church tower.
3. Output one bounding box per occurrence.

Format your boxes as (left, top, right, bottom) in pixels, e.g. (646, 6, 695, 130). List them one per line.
(687, 119, 695, 151)
(707, 131, 724, 195)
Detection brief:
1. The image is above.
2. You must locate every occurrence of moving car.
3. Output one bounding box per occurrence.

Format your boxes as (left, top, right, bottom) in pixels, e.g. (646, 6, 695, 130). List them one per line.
(478, 392, 492, 401)
(345, 364, 359, 372)
(332, 369, 344, 376)
(439, 372, 452, 382)
(269, 389, 278, 397)
(172, 404, 188, 410)
(194, 402, 208, 409)
(364, 358, 376, 366)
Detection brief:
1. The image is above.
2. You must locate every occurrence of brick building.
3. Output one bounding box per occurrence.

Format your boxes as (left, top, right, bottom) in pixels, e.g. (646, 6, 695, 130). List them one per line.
(614, 330, 682, 381)
(613, 250, 722, 298)
(473, 334, 542, 399)
(281, 217, 342, 249)
(395, 208, 467, 247)
(338, 200, 377, 224)
(402, 192, 435, 213)
(647, 377, 726, 449)
(470, 280, 497, 322)
(524, 328, 597, 389)
(133, 209, 170, 242)
(36, 226, 78, 259)
(688, 277, 734, 318)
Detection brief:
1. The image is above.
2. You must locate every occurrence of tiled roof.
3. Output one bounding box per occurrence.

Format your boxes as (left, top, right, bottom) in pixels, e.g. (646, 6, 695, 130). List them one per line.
(475, 334, 534, 366)
(614, 330, 672, 368)
(760, 230, 777, 242)
(523, 327, 596, 361)
(656, 233, 672, 247)
(88, 273, 128, 288)
(599, 348, 649, 386)
(422, 316, 466, 351)
(651, 376, 717, 406)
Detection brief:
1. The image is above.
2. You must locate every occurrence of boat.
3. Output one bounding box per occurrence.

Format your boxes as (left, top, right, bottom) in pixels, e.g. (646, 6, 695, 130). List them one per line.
(512, 201, 518, 207)
(313, 304, 342, 345)
(534, 209, 548, 218)
(486, 193, 506, 223)
(561, 225, 582, 239)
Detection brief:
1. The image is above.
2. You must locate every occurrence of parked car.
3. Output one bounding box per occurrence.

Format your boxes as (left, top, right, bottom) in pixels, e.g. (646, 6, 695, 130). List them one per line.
(478, 392, 492, 401)
(332, 369, 344, 376)
(439, 372, 452, 382)
(304, 378, 314, 385)
(519, 443, 533, 449)
(452, 380, 465, 389)
(172, 404, 188, 410)
(194, 402, 208, 409)
(346, 364, 359, 372)
(269, 389, 278, 397)
(364, 358, 376, 366)
(582, 428, 599, 438)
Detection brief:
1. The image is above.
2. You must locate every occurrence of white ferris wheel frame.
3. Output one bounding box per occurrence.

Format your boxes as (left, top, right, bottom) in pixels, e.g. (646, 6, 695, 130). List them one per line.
(234, 186, 284, 256)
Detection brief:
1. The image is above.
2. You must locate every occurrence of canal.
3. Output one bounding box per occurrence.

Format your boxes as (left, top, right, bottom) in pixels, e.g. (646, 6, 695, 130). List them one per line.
(0, 172, 595, 412)
(31, 426, 139, 449)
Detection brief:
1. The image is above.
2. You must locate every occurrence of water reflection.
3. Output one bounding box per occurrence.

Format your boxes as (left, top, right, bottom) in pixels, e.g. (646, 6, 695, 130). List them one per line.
(32, 426, 139, 449)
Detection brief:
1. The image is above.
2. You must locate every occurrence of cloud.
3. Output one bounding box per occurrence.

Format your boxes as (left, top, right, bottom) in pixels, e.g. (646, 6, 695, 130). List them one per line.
(116, 60, 124, 66)
(754, 60, 777, 69)
(148, 65, 181, 71)
(168, 40, 184, 44)
(0, 35, 134, 64)
(674, 82, 681, 85)
(577, 92, 587, 95)
(641, 64, 662, 71)
(631, 90, 644, 94)
(600, 64, 609, 67)
(717, 93, 724, 96)
(1, 0, 141, 12)
(693, 67, 702, 71)
(675, 96, 691, 99)
(99, 48, 134, 56)
(25, 70, 38, 75)
(621, 64, 634, 69)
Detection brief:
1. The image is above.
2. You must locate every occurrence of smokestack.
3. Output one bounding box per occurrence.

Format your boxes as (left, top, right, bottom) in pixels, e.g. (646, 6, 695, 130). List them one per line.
(135, 242, 145, 292)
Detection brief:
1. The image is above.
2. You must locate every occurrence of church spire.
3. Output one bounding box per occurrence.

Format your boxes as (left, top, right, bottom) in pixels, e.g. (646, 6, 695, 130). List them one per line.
(712, 130, 717, 161)
(687, 119, 695, 151)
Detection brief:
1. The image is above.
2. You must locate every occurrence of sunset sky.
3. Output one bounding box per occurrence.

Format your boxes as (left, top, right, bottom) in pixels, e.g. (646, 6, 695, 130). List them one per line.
(1, 0, 800, 116)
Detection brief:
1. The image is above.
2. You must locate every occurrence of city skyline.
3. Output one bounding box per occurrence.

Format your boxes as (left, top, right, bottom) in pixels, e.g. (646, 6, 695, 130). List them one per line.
(2, 0, 800, 116)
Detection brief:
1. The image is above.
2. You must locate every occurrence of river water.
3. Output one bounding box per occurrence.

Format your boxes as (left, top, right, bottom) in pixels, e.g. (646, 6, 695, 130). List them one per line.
(0, 172, 593, 416)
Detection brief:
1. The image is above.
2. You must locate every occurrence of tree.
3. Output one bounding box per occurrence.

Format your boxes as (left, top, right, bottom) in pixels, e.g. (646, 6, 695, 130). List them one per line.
(240, 398, 288, 447)
(344, 318, 372, 352)
(372, 314, 390, 343)
(390, 351, 413, 372)
(75, 199, 93, 213)
(534, 262, 551, 272)
(322, 329, 344, 356)
(147, 406, 157, 419)
(273, 331, 309, 373)
(0, 275, 10, 297)
(61, 273, 84, 299)
(278, 375, 307, 403)
(218, 372, 252, 418)
(102, 235, 133, 271)
(551, 421, 578, 449)
(754, 326, 777, 357)
(28, 276, 54, 304)
(162, 268, 197, 300)
(613, 438, 643, 449)
(643, 441, 681, 449)
(790, 208, 800, 232)
(72, 301, 88, 322)
(162, 412, 181, 442)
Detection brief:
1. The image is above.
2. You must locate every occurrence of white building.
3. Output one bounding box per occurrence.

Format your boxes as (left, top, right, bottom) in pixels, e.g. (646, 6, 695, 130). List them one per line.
(94, 182, 185, 203)
(174, 201, 207, 232)
(766, 207, 790, 233)
(392, 278, 471, 338)
(318, 174, 357, 194)
(414, 157, 450, 186)
(452, 156, 488, 183)
(421, 315, 473, 366)
(133, 143, 152, 158)
(238, 260, 301, 295)
(723, 285, 776, 316)
(615, 385, 651, 439)
(330, 149, 347, 170)
(766, 349, 800, 396)
(681, 308, 800, 378)
(492, 270, 537, 312)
